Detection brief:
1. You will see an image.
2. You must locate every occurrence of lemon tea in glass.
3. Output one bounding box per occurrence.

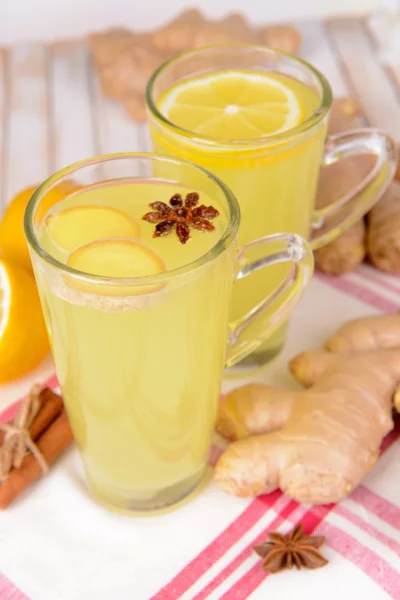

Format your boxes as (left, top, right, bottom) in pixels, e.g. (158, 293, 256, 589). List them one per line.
(146, 45, 397, 367)
(25, 153, 313, 511)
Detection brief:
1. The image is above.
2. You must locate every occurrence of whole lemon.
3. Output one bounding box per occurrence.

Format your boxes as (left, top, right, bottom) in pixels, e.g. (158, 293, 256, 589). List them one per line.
(0, 182, 80, 272)
(0, 186, 37, 272)
(0, 258, 50, 383)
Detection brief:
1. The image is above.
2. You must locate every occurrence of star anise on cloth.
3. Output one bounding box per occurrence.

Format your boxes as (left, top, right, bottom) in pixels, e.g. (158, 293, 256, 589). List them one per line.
(142, 192, 220, 244)
(0, 384, 48, 481)
(254, 523, 328, 574)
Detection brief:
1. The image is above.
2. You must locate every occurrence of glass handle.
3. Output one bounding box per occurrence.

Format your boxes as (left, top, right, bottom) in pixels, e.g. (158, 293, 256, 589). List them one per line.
(225, 233, 314, 368)
(310, 128, 398, 250)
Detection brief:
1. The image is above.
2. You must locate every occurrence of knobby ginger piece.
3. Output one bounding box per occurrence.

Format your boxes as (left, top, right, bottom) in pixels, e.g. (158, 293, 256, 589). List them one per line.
(88, 9, 302, 121)
(314, 221, 366, 274)
(314, 98, 370, 274)
(324, 313, 400, 413)
(395, 160, 400, 182)
(88, 31, 164, 120)
(289, 349, 349, 388)
(216, 384, 296, 441)
(316, 155, 376, 209)
(217, 313, 400, 439)
(259, 24, 302, 54)
(313, 154, 375, 273)
(290, 313, 400, 388)
(151, 10, 255, 52)
(150, 9, 203, 53)
(367, 179, 400, 273)
(325, 313, 400, 353)
(215, 348, 396, 504)
(327, 98, 363, 135)
(88, 28, 134, 69)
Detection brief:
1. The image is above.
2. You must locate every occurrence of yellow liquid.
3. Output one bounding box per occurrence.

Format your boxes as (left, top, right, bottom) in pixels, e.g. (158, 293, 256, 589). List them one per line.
(150, 71, 325, 361)
(36, 180, 235, 510)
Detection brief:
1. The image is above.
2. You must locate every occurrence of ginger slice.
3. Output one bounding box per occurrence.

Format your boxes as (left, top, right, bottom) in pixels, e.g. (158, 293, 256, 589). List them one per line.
(45, 205, 140, 253)
(67, 238, 166, 297)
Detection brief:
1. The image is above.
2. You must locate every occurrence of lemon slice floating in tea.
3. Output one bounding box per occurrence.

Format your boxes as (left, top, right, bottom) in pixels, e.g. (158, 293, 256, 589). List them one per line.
(67, 239, 166, 296)
(159, 71, 305, 140)
(45, 205, 140, 253)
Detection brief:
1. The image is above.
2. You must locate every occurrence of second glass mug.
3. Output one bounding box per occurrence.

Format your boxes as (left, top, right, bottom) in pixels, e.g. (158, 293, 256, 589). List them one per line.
(25, 153, 313, 511)
(146, 44, 398, 367)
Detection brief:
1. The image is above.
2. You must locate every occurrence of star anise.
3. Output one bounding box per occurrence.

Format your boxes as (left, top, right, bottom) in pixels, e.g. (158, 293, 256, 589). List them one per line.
(142, 192, 219, 244)
(254, 523, 328, 574)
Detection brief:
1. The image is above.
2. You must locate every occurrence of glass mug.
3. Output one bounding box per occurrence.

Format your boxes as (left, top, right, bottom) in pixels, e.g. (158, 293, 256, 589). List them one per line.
(146, 45, 398, 368)
(25, 153, 313, 511)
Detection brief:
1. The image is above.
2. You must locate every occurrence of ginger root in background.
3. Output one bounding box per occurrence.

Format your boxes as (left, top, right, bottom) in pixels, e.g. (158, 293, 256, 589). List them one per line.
(214, 314, 400, 505)
(88, 9, 302, 121)
(315, 98, 400, 275)
(89, 13, 400, 275)
(314, 98, 368, 274)
(367, 179, 400, 272)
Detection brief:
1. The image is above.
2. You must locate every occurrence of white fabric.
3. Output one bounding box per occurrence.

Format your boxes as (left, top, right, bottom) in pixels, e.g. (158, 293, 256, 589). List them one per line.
(0, 274, 399, 600)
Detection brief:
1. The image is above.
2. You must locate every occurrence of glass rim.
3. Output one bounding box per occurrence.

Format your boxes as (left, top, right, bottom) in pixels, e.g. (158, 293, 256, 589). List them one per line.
(24, 152, 240, 287)
(145, 43, 333, 147)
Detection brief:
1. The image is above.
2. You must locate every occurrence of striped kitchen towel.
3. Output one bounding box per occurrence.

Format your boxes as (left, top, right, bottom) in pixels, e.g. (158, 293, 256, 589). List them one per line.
(1, 265, 400, 600)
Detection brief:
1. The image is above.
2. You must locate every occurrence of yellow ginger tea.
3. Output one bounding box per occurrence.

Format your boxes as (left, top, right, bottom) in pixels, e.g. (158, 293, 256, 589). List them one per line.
(36, 180, 235, 510)
(149, 69, 325, 359)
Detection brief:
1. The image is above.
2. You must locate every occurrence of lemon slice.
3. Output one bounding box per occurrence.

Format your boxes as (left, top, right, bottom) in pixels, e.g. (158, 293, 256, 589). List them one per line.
(159, 71, 304, 140)
(0, 259, 49, 383)
(67, 239, 166, 297)
(45, 205, 140, 253)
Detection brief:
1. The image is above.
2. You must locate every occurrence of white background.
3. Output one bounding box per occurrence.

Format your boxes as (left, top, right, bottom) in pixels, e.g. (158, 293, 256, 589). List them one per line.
(0, 0, 382, 44)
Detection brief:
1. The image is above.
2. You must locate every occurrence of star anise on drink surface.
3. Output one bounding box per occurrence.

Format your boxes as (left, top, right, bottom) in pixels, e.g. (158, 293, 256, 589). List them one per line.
(254, 523, 328, 574)
(142, 192, 219, 244)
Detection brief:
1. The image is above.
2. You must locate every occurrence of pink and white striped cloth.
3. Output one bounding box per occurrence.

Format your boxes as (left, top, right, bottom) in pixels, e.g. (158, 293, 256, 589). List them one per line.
(1, 264, 400, 600)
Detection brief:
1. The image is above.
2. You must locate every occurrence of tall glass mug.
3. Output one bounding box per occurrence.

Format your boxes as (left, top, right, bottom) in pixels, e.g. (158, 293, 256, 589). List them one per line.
(25, 154, 313, 511)
(146, 45, 397, 367)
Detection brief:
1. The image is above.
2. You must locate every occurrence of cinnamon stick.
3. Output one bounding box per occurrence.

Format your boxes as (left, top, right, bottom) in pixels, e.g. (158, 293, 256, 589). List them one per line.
(0, 388, 63, 446)
(0, 410, 73, 510)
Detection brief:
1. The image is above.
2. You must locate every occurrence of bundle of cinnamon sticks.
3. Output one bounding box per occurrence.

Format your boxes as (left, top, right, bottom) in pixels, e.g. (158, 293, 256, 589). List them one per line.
(0, 386, 73, 509)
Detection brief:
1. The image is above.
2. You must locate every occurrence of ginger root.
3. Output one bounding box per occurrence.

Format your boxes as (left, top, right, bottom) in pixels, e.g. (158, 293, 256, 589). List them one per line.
(216, 384, 295, 441)
(325, 313, 400, 353)
(259, 24, 302, 54)
(215, 313, 400, 504)
(367, 179, 400, 273)
(326, 98, 362, 136)
(314, 221, 366, 275)
(395, 161, 400, 183)
(88, 10, 302, 121)
(88, 31, 164, 121)
(313, 97, 400, 275)
(151, 10, 255, 53)
(291, 314, 400, 413)
(314, 98, 370, 275)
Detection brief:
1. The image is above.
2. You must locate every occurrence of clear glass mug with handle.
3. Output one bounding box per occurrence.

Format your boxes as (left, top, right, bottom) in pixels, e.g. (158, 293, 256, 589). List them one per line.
(145, 44, 398, 368)
(25, 153, 313, 512)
